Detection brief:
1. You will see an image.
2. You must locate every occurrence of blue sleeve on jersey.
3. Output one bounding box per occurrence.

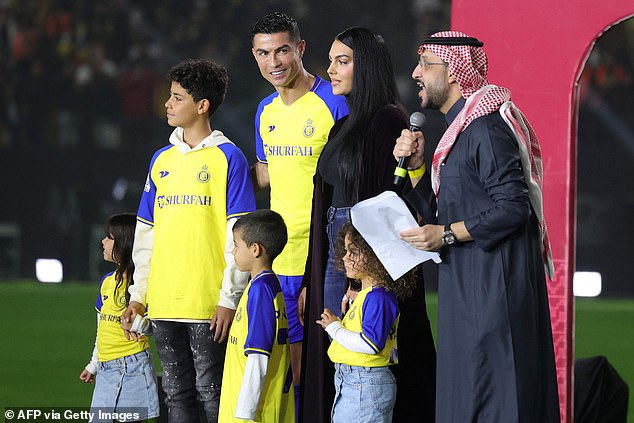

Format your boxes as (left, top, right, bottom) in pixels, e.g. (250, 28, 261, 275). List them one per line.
(313, 76, 349, 122)
(136, 175, 156, 225)
(254, 93, 277, 163)
(219, 144, 256, 219)
(136, 146, 171, 225)
(244, 280, 277, 356)
(330, 96, 349, 122)
(360, 289, 399, 352)
(255, 102, 265, 163)
(94, 272, 112, 312)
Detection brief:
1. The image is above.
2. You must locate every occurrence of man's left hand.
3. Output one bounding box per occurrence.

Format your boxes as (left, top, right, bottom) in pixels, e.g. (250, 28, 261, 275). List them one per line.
(400, 224, 445, 251)
(210, 305, 235, 343)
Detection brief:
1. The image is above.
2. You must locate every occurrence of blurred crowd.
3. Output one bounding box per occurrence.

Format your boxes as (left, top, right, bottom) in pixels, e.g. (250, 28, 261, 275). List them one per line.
(1, 0, 631, 295)
(0, 0, 205, 149)
(0, 0, 449, 150)
(0, 0, 449, 280)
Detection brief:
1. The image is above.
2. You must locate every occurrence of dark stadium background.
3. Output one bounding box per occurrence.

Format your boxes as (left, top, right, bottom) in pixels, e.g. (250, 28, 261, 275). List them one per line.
(0, 1, 632, 296)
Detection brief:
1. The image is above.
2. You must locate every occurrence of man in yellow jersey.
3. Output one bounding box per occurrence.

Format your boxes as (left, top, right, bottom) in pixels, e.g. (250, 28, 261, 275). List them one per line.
(250, 13, 348, 415)
(122, 59, 256, 422)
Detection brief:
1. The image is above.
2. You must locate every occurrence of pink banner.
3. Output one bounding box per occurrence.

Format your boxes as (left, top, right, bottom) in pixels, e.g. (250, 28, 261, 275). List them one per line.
(450, 2, 634, 421)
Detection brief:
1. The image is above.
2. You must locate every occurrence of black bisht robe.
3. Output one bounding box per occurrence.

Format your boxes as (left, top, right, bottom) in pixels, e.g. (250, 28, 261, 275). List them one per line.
(406, 97, 560, 422)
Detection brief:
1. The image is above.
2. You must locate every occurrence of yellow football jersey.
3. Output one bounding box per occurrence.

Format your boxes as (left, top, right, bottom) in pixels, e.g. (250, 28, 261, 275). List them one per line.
(219, 271, 294, 422)
(255, 76, 348, 276)
(95, 272, 149, 362)
(137, 135, 255, 319)
(328, 285, 400, 367)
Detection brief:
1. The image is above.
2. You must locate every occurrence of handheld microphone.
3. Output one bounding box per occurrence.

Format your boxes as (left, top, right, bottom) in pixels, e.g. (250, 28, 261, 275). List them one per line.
(393, 112, 426, 186)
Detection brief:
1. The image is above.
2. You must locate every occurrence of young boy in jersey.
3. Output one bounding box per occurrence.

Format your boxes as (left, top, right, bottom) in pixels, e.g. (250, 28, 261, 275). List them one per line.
(122, 59, 256, 422)
(219, 209, 294, 422)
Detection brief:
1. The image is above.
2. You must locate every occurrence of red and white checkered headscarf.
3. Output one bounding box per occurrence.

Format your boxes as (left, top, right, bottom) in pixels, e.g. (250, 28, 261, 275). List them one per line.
(420, 31, 554, 278)
(418, 31, 488, 98)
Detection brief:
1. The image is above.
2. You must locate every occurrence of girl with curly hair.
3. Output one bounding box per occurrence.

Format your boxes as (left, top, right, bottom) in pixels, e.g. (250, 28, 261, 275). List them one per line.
(316, 222, 415, 423)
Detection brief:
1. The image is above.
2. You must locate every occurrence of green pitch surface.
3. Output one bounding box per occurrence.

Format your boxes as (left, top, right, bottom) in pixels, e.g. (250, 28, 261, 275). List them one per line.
(574, 297, 634, 422)
(425, 295, 634, 422)
(0, 280, 163, 412)
(0, 280, 632, 421)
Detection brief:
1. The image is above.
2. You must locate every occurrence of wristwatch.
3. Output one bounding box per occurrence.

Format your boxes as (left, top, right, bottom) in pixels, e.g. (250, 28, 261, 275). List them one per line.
(442, 223, 456, 246)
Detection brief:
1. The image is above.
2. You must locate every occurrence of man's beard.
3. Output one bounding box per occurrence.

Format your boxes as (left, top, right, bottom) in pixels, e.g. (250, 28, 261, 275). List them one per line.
(423, 80, 449, 110)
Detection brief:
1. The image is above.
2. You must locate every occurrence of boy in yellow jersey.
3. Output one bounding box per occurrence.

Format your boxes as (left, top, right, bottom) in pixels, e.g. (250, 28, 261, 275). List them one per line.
(250, 13, 348, 411)
(219, 209, 294, 422)
(122, 59, 256, 422)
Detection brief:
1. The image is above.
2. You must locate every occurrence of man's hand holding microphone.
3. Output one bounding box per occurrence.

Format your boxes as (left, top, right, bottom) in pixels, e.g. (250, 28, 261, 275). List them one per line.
(393, 112, 426, 187)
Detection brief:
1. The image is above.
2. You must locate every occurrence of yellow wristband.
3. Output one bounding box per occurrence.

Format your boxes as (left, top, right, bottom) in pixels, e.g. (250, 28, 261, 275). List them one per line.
(408, 163, 426, 178)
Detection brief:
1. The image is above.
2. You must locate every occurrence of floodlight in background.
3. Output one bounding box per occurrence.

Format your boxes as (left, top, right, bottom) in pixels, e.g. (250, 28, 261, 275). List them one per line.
(112, 178, 128, 201)
(573, 271, 602, 297)
(36, 259, 63, 283)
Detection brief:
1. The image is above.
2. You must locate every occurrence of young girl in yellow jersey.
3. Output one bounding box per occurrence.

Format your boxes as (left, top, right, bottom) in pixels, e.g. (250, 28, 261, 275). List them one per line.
(316, 222, 416, 423)
(79, 213, 159, 420)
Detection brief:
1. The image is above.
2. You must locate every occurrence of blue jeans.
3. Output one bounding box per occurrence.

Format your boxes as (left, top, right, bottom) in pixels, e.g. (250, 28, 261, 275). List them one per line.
(152, 320, 225, 423)
(90, 349, 160, 421)
(331, 363, 397, 423)
(324, 206, 350, 318)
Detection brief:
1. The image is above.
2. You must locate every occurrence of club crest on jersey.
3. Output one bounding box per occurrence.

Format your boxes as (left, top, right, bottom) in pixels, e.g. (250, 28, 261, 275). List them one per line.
(303, 119, 315, 138)
(197, 165, 210, 183)
(235, 307, 243, 322)
(348, 305, 357, 320)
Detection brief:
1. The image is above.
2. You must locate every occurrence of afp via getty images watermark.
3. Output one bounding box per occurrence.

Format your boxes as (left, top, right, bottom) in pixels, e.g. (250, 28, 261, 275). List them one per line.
(3, 408, 144, 422)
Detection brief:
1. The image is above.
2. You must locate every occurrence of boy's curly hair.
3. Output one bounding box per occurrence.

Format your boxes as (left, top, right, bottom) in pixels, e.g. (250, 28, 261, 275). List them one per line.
(168, 59, 228, 116)
(334, 222, 416, 300)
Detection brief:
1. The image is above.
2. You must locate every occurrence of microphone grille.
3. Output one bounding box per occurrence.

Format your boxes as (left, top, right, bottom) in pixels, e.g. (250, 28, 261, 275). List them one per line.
(409, 112, 426, 128)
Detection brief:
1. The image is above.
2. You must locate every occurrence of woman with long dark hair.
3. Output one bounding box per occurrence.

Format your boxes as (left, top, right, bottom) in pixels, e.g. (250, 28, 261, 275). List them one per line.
(299, 27, 436, 423)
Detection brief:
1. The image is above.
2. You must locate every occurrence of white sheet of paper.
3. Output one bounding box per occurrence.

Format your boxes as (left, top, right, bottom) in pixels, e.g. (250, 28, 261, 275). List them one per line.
(350, 191, 441, 280)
